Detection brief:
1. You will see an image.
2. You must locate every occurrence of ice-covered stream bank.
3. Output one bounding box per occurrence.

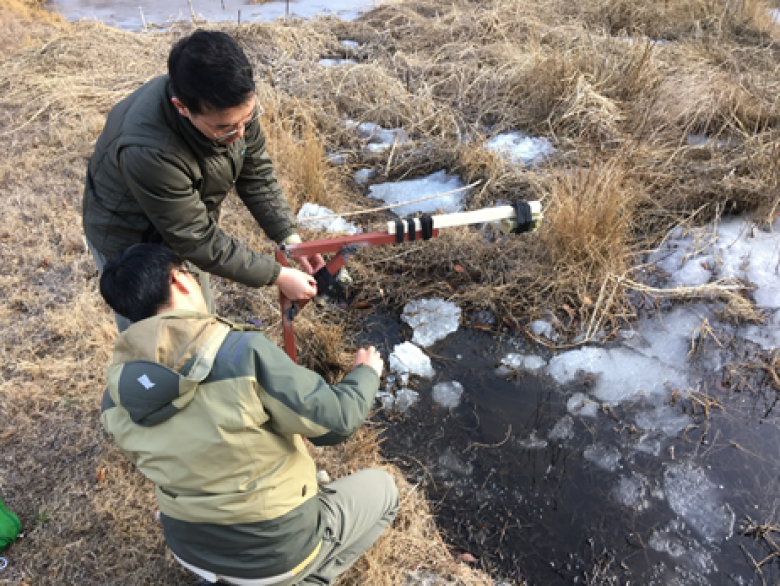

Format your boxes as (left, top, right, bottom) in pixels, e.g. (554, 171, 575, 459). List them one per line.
(364, 215, 780, 585)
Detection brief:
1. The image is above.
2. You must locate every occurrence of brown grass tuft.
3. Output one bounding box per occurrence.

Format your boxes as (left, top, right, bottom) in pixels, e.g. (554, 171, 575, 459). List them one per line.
(260, 99, 330, 209)
(540, 160, 635, 274)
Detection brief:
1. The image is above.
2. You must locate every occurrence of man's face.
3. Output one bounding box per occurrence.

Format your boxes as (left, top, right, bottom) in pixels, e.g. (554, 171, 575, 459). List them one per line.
(174, 96, 260, 145)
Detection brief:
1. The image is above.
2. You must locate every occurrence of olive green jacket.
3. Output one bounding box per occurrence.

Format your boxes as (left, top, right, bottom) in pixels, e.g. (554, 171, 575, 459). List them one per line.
(83, 75, 296, 287)
(100, 311, 380, 578)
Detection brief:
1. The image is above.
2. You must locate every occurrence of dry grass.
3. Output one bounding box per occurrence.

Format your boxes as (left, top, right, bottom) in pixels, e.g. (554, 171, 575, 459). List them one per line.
(1, 0, 780, 583)
(741, 513, 780, 580)
(259, 99, 331, 209)
(572, 0, 780, 40)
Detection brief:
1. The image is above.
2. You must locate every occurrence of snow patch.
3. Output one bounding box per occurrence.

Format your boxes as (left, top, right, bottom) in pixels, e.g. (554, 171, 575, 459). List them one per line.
(743, 310, 780, 351)
(634, 401, 691, 436)
(348, 121, 408, 154)
(367, 170, 467, 216)
(635, 432, 664, 457)
(395, 388, 420, 413)
(650, 217, 780, 310)
(297, 203, 361, 235)
(318, 58, 358, 66)
(648, 532, 714, 575)
(354, 168, 376, 185)
(486, 132, 554, 166)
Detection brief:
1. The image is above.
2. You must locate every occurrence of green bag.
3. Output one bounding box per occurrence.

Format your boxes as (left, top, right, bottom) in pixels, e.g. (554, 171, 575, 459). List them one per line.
(0, 497, 21, 552)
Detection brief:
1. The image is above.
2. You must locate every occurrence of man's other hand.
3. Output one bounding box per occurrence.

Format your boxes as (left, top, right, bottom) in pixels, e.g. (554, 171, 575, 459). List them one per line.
(276, 266, 317, 300)
(298, 253, 326, 275)
(353, 346, 384, 378)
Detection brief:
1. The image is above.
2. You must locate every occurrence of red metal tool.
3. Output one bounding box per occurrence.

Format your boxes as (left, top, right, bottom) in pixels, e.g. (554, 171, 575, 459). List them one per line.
(275, 203, 541, 361)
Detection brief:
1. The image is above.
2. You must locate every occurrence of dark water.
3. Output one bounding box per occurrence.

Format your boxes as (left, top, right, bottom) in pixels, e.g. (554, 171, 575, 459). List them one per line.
(362, 317, 780, 585)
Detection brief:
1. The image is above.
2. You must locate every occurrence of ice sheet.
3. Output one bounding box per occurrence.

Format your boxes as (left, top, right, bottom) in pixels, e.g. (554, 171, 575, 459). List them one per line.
(367, 170, 467, 216)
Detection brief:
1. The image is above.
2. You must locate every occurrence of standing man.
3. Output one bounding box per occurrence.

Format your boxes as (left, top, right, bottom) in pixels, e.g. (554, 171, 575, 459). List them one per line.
(98, 243, 399, 585)
(83, 30, 323, 330)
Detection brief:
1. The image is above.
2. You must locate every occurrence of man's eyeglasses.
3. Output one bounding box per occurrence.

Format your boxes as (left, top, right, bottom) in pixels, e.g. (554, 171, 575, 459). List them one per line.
(197, 103, 263, 143)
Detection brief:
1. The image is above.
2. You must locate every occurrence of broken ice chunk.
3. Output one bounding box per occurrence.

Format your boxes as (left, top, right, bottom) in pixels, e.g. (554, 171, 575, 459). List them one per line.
(583, 443, 622, 472)
(567, 392, 600, 418)
(548, 416, 575, 441)
(395, 387, 419, 413)
(389, 342, 435, 378)
(530, 319, 559, 341)
(495, 353, 547, 375)
(518, 431, 548, 449)
(401, 298, 461, 347)
(663, 463, 735, 543)
(432, 381, 463, 409)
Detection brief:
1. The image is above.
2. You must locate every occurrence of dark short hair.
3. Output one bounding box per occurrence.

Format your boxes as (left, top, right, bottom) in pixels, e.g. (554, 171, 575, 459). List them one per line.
(100, 244, 183, 323)
(168, 30, 255, 114)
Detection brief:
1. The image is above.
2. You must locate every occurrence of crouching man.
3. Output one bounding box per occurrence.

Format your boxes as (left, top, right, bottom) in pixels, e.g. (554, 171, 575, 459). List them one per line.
(98, 243, 399, 585)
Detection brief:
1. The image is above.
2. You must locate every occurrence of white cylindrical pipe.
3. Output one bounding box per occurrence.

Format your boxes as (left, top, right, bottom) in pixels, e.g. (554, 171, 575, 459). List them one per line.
(386, 202, 541, 234)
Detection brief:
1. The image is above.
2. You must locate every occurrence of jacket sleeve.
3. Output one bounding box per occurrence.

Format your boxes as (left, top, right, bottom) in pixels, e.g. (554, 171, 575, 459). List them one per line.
(119, 145, 282, 287)
(250, 336, 381, 446)
(235, 121, 298, 244)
